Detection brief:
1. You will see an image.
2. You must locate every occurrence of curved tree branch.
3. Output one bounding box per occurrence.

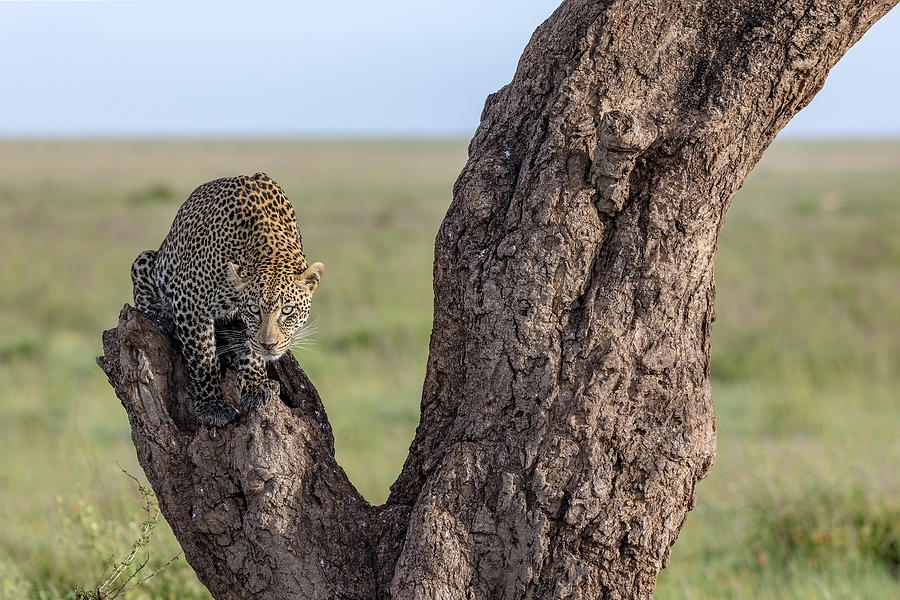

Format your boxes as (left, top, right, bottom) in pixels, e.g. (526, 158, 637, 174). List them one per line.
(99, 1, 896, 598)
(99, 308, 376, 598)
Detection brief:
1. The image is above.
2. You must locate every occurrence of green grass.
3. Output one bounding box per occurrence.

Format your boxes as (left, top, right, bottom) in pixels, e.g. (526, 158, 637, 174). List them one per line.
(0, 139, 898, 598)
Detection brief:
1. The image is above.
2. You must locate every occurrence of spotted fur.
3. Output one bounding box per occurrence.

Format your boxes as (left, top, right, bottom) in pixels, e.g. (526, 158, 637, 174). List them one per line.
(131, 172, 324, 426)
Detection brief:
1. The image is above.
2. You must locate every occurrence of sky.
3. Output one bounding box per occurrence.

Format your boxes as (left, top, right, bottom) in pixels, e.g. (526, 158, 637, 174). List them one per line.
(0, 0, 897, 139)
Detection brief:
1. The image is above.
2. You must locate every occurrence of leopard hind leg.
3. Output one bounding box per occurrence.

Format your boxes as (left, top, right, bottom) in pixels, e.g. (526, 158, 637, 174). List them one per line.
(131, 250, 165, 319)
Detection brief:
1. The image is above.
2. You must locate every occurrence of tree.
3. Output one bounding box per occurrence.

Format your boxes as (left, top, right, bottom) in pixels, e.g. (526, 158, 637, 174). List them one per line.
(99, 1, 897, 598)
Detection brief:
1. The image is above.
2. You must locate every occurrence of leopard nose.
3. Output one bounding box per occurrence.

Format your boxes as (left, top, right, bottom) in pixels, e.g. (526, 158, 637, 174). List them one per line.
(261, 342, 277, 352)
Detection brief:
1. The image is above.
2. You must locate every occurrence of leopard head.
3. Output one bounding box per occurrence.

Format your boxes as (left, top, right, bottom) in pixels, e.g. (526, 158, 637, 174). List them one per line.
(229, 261, 325, 360)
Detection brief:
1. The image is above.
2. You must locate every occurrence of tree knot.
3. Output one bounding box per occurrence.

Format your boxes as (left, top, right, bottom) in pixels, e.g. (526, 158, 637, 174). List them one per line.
(589, 110, 658, 215)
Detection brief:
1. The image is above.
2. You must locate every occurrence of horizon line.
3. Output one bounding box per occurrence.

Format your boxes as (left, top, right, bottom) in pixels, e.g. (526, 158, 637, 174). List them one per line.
(1, 133, 900, 143)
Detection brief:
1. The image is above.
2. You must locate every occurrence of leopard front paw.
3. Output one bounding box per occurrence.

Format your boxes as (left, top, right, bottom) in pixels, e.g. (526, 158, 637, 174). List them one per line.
(195, 400, 239, 427)
(241, 380, 280, 413)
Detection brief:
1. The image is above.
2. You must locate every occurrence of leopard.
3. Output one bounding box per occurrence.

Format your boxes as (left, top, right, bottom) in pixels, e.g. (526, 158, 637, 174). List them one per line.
(131, 172, 324, 426)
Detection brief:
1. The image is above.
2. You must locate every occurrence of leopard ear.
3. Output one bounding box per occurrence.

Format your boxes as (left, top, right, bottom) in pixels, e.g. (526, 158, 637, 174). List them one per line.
(296, 262, 324, 293)
(227, 262, 249, 290)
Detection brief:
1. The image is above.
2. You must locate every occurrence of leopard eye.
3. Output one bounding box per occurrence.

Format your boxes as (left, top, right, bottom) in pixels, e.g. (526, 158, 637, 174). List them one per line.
(281, 305, 294, 315)
(248, 305, 260, 315)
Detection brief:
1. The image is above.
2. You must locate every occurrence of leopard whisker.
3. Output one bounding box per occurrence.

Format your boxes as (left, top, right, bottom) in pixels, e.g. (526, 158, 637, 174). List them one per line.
(215, 339, 247, 349)
(215, 342, 249, 356)
(216, 331, 249, 341)
(289, 336, 317, 351)
(289, 341, 317, 349)
(291, 323, 319, 340)
(290, 331, 318, 346)
(297, 316, 319, 332)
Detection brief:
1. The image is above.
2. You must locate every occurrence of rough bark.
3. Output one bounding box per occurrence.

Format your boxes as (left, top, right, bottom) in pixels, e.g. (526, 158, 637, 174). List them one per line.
(99, 1, 896, 598)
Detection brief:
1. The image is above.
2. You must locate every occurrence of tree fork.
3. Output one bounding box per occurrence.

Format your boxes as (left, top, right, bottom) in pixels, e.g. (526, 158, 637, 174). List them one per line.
(99, 1, 897, 598)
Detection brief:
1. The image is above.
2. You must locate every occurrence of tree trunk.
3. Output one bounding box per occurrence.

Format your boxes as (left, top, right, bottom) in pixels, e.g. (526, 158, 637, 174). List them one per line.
(98, 1, 896, 598)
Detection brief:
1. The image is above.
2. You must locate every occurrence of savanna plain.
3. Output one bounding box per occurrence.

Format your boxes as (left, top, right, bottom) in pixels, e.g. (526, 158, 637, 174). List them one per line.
(0, 139, 897, 599)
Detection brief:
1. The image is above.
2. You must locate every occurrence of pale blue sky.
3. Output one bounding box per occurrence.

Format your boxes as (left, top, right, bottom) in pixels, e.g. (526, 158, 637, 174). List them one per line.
(0, 0, 897, 138)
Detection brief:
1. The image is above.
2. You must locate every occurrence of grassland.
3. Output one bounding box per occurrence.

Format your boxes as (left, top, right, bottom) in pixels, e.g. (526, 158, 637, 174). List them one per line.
(0, 139, 897, 599)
